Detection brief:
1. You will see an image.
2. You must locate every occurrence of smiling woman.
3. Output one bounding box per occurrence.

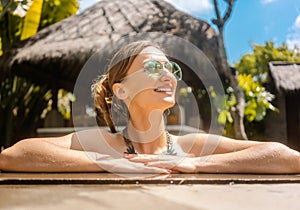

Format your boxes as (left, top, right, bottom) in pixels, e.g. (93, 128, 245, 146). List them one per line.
(0, 40, 300, 174)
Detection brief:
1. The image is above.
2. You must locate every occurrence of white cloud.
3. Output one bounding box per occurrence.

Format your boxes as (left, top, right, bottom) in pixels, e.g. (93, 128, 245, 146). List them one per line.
(287, 36, 300, 48)
(165, 0, 213, 15)
(260, 0, 276, 4)
(295, 15, 300, 28)
(286, 14, 300, 48)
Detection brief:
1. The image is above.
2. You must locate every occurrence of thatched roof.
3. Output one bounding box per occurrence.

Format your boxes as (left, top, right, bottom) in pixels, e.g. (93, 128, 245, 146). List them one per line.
(269, 62, 300, 92)
(1, 0, 220, 91)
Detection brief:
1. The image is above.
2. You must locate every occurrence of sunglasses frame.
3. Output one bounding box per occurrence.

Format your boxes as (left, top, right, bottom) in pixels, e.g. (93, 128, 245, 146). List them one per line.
(143, 60, 182, 81)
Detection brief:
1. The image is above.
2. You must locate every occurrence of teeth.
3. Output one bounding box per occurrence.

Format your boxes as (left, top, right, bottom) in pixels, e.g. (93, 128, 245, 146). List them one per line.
(155, 87, 172, 92)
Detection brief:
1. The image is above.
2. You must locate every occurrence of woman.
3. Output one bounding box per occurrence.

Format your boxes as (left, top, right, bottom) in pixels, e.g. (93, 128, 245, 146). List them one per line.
(0, 40, 299, 173)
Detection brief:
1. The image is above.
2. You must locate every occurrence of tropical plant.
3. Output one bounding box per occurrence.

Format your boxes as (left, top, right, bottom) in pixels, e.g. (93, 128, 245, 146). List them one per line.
(235, 41, 300, 83)
(0, 0, 78, 148)
(210, 41, 300, 138)
(57, 89, 76, 120)
(0, 75, 51, 148)
(211, 73, 277, 138)
(211, 0, 247, 139)
(0, 0, 79, 55)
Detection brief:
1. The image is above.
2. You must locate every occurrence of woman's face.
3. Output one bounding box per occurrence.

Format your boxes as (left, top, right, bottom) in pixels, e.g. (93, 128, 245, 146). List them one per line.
(118, 46, 178, 112)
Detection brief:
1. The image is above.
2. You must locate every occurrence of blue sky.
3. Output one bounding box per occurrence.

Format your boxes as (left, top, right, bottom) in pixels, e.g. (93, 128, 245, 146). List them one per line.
(78, 0, 300, 65)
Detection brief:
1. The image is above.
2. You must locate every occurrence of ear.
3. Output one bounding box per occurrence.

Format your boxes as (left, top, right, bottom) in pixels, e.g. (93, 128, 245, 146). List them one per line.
(112, 83, 128, 100)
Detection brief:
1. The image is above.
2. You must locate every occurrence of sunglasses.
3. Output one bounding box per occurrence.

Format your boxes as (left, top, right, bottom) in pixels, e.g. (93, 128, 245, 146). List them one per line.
(143, 60, 182, 81)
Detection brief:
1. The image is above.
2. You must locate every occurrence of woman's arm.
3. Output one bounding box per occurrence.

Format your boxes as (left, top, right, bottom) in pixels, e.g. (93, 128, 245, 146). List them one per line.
(0, 135, 104, 172)
(178, 133, 265, 156)
(127, 134, 300, 174)
(187, 134, 300, 173)
(194, 142, 300, 174)
(0, 132, 170, 173)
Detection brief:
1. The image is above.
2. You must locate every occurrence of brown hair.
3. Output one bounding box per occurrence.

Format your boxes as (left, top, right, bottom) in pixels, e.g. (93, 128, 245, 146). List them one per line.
(91, 40, 162, 133)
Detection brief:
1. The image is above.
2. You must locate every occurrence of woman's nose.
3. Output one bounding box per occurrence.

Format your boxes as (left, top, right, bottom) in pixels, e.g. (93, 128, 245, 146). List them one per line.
(160, 68, 176, 83)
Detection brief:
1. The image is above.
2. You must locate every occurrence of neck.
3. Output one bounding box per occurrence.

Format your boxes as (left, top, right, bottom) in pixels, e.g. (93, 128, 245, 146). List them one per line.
(126, 109, 167, 154)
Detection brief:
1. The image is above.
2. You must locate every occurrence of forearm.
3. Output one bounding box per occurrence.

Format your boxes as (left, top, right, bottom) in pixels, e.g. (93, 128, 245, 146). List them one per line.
(0, 139, 106, 172)
(195, 142, 300, 174)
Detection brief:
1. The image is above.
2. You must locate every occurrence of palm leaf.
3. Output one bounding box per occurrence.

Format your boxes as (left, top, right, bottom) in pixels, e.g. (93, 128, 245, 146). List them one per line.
(20, 0, 43, 40)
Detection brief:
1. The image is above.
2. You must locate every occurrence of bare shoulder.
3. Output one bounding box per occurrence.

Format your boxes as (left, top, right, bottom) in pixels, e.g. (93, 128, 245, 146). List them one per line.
(35, 128, 125, 155)
(174, 132, 263, 156)
(39, 128, 120, 149)
(26, 128, 98, 147)
(70, 128, 126, 155)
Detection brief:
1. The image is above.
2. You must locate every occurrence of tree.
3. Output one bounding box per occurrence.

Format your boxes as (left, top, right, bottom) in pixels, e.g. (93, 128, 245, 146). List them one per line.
(235, 41, 300, 83)
(211, 73, 278, 139)
(212, 0, 248, 139)
(216, 41, 300, 139)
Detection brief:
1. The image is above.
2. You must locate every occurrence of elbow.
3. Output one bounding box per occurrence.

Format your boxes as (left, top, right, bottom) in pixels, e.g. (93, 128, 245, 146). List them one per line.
(267, 142, 300, 173)
(0, 153, 4, 170)
(0, 139, 28, 171)
(0, 145, 20, 171)
(286, 149, 300, 173)
(0, 148, 9, 171)
(284, 145, 300, 173)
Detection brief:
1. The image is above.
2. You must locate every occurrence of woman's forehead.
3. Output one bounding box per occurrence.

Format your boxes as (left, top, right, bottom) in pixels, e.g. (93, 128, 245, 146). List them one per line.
(139, 46, 167, 61)
(127, 46, 167, 74)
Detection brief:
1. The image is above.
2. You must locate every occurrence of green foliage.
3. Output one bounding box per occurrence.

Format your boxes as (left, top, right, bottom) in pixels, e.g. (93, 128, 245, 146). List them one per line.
(239, 74, 277, 122)
(20, 0, 43, 40)
(39, 0, 78, 29)
(0, 0, 26, 55)
(57, 89, 76, 120)
(235, 41, 300, 83)
(0, 0, 78, 148)
(209, 86, 235, 125)
(0, 0, 79, 55)
(213, 41, 300, 138)
(0, 75, 51, 148)
(211, 74, 277, 137)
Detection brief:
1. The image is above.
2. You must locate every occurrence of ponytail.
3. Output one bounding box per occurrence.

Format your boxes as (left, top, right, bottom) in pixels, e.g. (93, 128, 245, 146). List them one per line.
(91, 40, 163, 133)
(91, 75, 117, 133)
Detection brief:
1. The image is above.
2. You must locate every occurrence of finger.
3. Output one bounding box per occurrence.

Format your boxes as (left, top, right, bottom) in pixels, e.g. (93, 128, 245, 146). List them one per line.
(106, 161, 170, 174)
(145, 167, 171, 174)
(146, 161, 177, 169)
(122, 160, 171, 174)
(131, 161, 171, 174)
(127, 155, 175, 163)
(124, 153, 156, 160)
(128, 157, 155, 163)
(123, 153, 138, 159)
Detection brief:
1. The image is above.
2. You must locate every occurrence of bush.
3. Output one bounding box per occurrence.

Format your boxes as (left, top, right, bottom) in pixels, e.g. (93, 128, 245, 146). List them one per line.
(0, 74, 51, 148)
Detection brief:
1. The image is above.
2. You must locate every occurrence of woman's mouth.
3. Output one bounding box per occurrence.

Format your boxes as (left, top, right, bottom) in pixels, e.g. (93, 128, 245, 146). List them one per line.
(154, 87, 173, 95)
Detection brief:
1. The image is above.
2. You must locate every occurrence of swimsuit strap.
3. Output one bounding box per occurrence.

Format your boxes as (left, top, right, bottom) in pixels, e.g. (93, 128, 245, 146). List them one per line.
(122, 128, 177, 155)
(122, 128, 138, 154)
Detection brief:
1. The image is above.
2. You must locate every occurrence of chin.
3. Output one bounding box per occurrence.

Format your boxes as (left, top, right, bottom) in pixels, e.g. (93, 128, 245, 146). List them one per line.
(161, 97, 176, 108)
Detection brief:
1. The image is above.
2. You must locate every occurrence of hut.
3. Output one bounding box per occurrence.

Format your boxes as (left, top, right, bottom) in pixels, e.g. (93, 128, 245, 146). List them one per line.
(266, 62, 300, 150)
(1, 0, 221, 90)
(1, 0, 222, 132)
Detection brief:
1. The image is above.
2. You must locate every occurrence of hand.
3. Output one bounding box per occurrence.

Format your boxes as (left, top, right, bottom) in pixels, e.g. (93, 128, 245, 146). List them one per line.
(124, 154, 198, 173)
(95, 157, 170, 174)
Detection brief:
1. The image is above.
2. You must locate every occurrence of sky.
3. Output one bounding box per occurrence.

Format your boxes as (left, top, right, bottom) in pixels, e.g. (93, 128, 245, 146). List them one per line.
(78, 0, 300, 65)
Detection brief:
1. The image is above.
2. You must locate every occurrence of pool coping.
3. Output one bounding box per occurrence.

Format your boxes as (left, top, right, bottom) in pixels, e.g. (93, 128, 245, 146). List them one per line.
(1, 173, 300, 185)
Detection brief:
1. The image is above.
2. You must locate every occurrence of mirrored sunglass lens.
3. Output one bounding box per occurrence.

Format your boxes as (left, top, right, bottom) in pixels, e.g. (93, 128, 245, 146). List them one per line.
(170, 61, 182, 81)
(165, 62, 173, 72)
(144, 61, 163, 78)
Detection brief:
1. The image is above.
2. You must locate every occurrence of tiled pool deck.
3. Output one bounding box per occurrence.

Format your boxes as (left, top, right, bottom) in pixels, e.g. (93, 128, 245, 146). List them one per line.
(1, 173, 300, 210)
